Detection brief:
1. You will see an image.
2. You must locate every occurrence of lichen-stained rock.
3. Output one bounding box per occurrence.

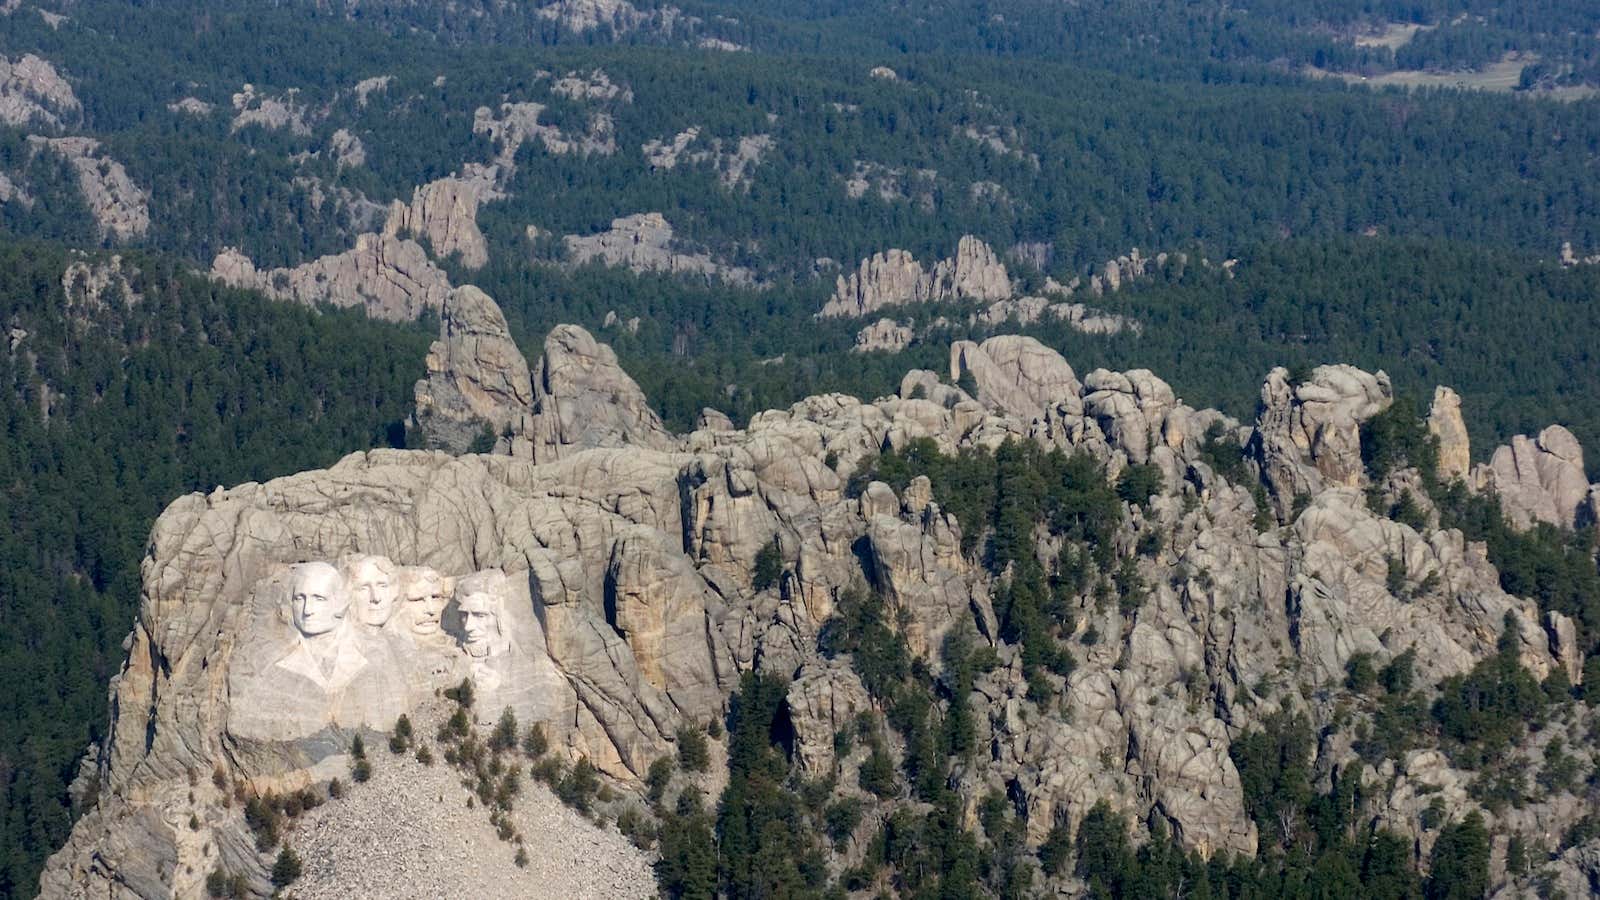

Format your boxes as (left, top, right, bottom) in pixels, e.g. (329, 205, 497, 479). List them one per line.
(788, 659, 872, 776)
(1428, 386, 1472, 481)
(411, 285, 536, 456)
(1475, 425, 1594, 529)
(27, 136, 149, 241)
(0, 53, 80, 127)
(950, 335, 1081, 422)
(1253, 365, 1393, 518)
(47, 325, 1600, 898)
(820, 235, 1014, 318)
(211, 232, 453, 322)
(531, 324, 676, 460)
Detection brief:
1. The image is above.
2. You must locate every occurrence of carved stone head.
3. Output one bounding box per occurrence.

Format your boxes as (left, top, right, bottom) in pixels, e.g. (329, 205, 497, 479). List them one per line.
(343, 554, 400, 628)
(454, 569, 510, 658)
(289, 562, 348, 638)
(401, 566, 451, 637)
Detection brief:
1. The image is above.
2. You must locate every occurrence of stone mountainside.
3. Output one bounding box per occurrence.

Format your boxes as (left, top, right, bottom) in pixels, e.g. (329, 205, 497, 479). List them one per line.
(41, 286, 1600, 898)
(821, 237, 1169, 332)
(558, 212, 759, 287)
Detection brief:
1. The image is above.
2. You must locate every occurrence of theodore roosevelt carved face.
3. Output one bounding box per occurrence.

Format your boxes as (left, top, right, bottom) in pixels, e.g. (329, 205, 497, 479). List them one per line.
(345, 555, 400, 628)
(402, 566, 450, 637)
(290, 562, 348, 638)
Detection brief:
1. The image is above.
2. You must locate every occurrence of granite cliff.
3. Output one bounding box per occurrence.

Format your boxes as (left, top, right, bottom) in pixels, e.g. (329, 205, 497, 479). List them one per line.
(40, 286, 1600, 898)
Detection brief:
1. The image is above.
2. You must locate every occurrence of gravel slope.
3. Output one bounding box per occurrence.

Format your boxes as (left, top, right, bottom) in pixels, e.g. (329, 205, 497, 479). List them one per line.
(282, 702, 657, 900)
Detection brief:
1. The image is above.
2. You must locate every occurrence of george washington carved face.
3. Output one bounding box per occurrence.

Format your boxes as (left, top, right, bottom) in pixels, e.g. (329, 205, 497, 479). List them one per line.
(345, 555, 400, 628)
(290, 562, 348, 638)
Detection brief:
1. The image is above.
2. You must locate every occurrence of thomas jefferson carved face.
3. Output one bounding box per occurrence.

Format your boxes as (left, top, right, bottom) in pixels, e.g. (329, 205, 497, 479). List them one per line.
(290, 562, 348, 638)
(346, 555, 400, 628)
(455, 571, 510, 659)
(402, 567, 450, 636)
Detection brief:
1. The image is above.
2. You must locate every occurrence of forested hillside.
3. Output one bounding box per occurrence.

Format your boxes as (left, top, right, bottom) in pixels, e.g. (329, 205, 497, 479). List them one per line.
(0, 245, 430, 895)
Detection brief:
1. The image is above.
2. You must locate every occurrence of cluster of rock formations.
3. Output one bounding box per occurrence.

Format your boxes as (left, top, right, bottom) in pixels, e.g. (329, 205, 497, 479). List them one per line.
(821, 235, 1014, 318)
(212, 227, 452, 322)
(40, 277, 1600, 897)
(535, 0, 686, 36)
(641, 127, 774, 189)
(842, 160, 938, 209)
(822, 236, 1182, 323)
(0, 54, 152, 242)
(1559, 241, 1600, 267)
(27, 136, 150, 241)
(0, 52, 79, 128)
(558, 212, 758, 286)
(831, 237, 1147, 350)
(230, 84, 313, 136)
(213, 77, 634, 304)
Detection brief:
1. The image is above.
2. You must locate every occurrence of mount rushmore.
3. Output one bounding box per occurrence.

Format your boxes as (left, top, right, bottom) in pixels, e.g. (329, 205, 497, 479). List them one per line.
(38, 282, 1600, 898)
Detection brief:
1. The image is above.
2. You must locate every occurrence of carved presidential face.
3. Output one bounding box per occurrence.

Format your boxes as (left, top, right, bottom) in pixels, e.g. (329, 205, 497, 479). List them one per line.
(457, 591, 502, 658)
(346, 556, 399, 628)
(403, 567, 450, 636)
(290, 563, 348, 637)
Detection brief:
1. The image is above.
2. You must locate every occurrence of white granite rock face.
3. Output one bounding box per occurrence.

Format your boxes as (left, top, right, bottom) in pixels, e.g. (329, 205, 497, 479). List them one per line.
(819, 235, 1014, 318)
(561, 212, 758, 286)
(211, 230, 453, 322)
(0, 53, 79, 127)
(1252, 364, 1393, 518)
(1428, 385, 1471, 481)
(1475, 425, 1593, 529)
(42, 322, 1597, 898)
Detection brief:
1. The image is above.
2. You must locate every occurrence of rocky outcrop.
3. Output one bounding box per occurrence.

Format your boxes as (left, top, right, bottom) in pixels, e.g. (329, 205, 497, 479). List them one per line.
(552, 69, 633, 103)
(560, 212, 757, 286)
(535, 0, 685, 35)
(1558, 241, 1600, 267)
(842, 161, 938, 209)
(43, 321, 1598, 898)
(0, 53, 79, 127)
(971, 296, 1140, 334)
(474, 101, 617, 160)
(1252, 365, 1393, 517)
(328, 128, 365, 168)
(411, 286, 537, 455)
(62, 254, 141, 312)
(950, 335, 1081, 422)
(230, 83, 312, 135)
(1474, 426, 1595, 529)
(641, 127, 773, 189)
(852, 318, 914, 353)
(27, 137, 149, 241)
(166, 97, 213, 116)
(1428, 385, 1471, 481)
(530, 324, 676, 459)
(388, 177, 493, 269)
(820, 235, 1013, 318)
(211, 231, 453, 321)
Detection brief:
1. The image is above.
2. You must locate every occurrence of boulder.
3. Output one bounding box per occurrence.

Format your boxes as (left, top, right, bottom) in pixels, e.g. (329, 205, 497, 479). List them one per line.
(1476, 425, 1594, 529)
(411, 286, 537, 455)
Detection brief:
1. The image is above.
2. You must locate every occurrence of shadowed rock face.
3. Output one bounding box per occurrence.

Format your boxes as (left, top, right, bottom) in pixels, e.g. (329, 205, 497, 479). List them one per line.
(42, 313, 1600, 899)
